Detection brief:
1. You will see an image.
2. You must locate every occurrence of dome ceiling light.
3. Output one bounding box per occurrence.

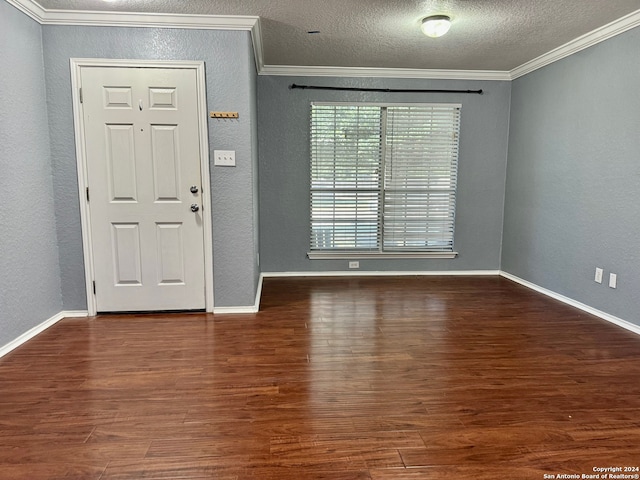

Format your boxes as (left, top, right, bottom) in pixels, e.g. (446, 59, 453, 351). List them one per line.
(421, 15, 452, 38)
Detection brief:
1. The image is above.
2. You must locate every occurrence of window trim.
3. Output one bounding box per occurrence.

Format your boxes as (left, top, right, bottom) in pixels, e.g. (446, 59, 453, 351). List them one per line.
(308, 101, 461, 260)
(310, 102, 462, 108)
(307, 251, 458, 260)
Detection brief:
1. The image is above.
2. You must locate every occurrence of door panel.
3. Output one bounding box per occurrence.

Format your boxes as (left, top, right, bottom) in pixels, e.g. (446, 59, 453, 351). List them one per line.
(156, 223, 186, 284)
(111, 223, 143, 285)
(151, 125, 181, 201)
(103, 87, 132, 109)
(81, 66, 205, 312)
(105, 124, 137, 202)
(149, 88, 177, 109)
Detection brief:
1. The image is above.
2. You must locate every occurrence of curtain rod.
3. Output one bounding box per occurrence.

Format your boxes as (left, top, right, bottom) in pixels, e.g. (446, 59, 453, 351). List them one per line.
(289, 84, 483, 95)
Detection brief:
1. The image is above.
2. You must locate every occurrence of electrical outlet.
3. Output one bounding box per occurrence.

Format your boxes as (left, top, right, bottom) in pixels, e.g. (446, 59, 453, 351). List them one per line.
(594, 267, 603, 284)
(214, 150, 236, 166)
(349, 261, 359, 269)
(609, 273, 617, 289)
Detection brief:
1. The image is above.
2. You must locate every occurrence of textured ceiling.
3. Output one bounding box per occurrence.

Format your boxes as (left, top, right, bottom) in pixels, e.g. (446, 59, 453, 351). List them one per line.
(34, 0, 640, 71)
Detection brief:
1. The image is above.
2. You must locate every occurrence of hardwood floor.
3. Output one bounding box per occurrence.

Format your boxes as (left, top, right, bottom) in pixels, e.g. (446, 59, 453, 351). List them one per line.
(1, 276, 640, 479)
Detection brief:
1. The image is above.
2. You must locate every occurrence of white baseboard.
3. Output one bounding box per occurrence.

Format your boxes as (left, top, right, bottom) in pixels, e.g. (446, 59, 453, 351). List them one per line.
(0, 310, 89, 359)
(262, 270, 500, 278)
(500, 271, 640, 337)
(213, 306, 259, 314)
(3, 274, 636, 353)
(254, 273, 264, 311)
(212, 271, 498, 314)
(188, 270, 640, 339)
(212, 274, 264, 314)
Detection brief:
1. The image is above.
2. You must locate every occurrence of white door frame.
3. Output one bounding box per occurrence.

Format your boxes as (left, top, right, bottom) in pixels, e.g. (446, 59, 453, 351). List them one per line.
(70, 58, 214, 316)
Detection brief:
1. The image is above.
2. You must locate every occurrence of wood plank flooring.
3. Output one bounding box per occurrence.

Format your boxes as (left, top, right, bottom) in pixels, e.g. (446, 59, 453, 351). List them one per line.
(1, 276, 640, 479)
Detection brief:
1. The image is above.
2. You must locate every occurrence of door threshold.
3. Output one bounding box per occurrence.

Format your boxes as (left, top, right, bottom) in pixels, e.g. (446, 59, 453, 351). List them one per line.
(97, 309, 206, 315)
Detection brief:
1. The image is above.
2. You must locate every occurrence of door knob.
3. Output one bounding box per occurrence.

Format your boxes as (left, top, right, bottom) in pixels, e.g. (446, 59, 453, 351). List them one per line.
(190, 204, 200, 212)
(190, 186, 199, 194)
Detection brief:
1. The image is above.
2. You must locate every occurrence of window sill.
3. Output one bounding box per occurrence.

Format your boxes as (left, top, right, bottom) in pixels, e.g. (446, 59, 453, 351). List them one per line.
(307, 251, 458, 260)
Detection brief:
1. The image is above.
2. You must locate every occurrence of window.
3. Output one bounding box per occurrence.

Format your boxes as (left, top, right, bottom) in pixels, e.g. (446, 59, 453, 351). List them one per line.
(309, 103, 461, 258)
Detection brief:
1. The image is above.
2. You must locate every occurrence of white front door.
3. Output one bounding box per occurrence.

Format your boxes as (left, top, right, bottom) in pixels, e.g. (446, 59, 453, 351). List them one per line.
(80, 66, 205, 312)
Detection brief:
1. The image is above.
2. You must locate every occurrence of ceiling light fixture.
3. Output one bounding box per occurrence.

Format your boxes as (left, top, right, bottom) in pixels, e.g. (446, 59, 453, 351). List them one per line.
(421, 15, 452, 38)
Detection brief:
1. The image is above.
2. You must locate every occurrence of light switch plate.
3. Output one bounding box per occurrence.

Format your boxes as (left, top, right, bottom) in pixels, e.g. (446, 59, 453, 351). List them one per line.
(214, 150, 236, 167)
(595, 267, 603, 284)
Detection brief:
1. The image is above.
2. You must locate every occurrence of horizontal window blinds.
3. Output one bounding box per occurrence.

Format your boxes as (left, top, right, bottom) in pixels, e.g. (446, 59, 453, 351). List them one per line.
(310, 105, 382, 250)
(383, 105, 460, 251)
(310, 103, 460, 253)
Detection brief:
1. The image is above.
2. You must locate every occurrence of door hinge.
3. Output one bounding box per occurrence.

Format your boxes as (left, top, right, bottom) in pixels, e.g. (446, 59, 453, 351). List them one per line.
(86, 187, 90, 202)
(79, 87, 83, 103)
(92, 281, 96, 295)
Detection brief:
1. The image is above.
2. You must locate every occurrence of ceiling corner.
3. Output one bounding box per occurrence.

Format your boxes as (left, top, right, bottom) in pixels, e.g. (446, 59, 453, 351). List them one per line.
(250, 17, 265, 74)
(5, 0, 46, 22)
(510, 8, 640, 80)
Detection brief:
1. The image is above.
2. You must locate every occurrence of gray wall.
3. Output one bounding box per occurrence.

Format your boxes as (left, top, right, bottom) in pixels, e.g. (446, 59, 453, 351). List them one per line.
(3, 0, 636, 347)
(41, 26, 260, 309)
(0, 2, 63, 347)
(502, 27, 640, 325)
(258, 76, 511, 273)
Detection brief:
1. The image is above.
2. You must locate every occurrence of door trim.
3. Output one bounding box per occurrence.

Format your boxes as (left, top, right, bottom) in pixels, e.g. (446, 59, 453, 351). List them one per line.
(70, 58, 214, 316)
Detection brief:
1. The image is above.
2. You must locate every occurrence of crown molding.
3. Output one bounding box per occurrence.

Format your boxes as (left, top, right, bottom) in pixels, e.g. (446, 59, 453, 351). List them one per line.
(259, 64, 511, 81)
(4, 0, 46, 21)
(5, 0, 640, 82)
(6, 0, 261, 68)
(250, 17, 265, 75)
(510, 8, 640, 80)
(5, 0, 258, 30)
(42, 9, 258, 30)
